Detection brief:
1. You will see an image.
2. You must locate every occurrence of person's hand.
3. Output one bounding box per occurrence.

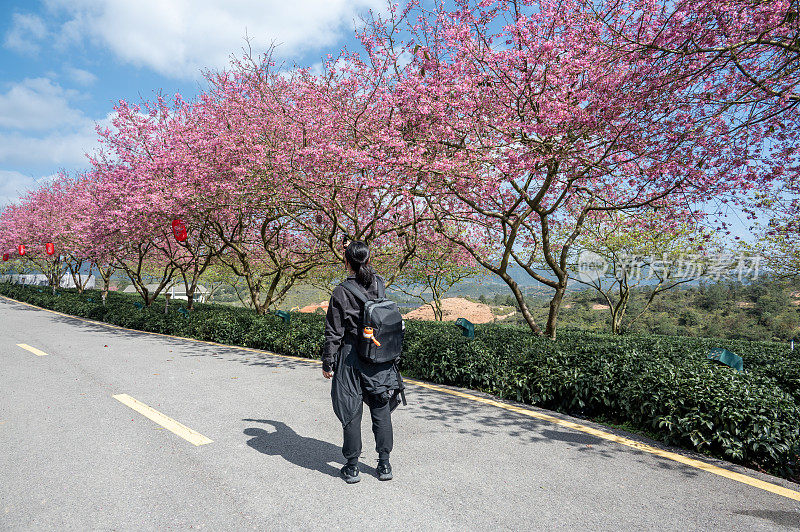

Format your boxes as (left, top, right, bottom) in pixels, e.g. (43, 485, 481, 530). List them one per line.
(323, 370, 334, 379)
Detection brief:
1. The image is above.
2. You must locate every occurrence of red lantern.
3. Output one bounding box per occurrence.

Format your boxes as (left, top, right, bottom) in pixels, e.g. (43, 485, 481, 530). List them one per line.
(46, 242, 55, 255)
(172, 219, 187, 242)
(2, 253, 8, 261)
(18, 245, 25, 256)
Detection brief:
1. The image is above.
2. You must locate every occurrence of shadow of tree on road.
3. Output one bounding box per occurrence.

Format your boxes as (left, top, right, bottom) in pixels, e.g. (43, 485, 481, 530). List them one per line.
(183, 349, 301, 370)
(734, 509, 800, 529)
(403, 385, 701, 479)
(540, 428, 603, 446)
(39, 311, 303, 369)
(242, 419, 377, 478)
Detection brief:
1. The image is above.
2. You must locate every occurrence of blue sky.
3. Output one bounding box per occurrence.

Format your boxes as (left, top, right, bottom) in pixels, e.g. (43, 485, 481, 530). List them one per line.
(0, 0, 385, 206)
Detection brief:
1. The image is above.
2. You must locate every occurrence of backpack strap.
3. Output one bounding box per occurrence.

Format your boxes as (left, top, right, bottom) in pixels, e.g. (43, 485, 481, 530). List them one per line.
(376, 276, 385, 298)
(340, 279, 369, 304)
(341, 276, 384, 302)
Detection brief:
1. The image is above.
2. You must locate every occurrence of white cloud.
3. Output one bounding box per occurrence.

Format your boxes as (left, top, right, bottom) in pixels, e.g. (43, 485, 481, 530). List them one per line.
(0, 170, 51, 208)
(44, 0, 385, 78)
(0, 111, 112, 171)
(3, 13, 48, 54)
(0, 78, 84, 132)
(0, 129, 96, 169)
(0, 77, 105, 201)
(65, 67, 98, 86)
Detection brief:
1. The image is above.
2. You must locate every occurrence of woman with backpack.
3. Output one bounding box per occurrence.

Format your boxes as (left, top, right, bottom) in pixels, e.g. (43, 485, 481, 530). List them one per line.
(321, 239, 405, 484)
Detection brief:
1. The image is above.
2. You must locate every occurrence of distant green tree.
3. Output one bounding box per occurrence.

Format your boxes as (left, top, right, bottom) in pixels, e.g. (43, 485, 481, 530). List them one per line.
(395, 233, 483, 321)
(697, 282, 728, 311)
(569, 210, 714, 334)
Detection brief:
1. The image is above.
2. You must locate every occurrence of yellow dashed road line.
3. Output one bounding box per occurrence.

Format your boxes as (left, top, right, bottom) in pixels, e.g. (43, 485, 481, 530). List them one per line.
(16, 343, 48, 357)
(112, 393, 213, 446)
(3, 295, 800, 501)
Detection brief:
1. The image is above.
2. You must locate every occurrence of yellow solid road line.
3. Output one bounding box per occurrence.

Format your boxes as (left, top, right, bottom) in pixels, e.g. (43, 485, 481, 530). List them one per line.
(16, 343, 48, 357)
(112, 393, 213, 446)
(3, 295, 800, 501)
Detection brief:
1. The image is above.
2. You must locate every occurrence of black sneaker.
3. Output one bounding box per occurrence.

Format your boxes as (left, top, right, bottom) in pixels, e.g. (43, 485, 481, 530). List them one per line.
(340, 464, 360, 484)
(377, 460, 393, 481)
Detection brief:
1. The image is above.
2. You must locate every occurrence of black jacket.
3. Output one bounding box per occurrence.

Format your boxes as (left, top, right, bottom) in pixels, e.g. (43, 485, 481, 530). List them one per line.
(323, 274, 404, 426)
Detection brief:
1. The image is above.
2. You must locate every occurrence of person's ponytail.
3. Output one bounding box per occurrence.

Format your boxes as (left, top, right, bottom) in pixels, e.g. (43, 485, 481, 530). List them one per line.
(345, 240, 375, 288)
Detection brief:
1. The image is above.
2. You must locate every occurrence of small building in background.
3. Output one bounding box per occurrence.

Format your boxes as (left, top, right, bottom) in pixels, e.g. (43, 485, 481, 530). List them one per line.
(0, 273, 95, 289)
(61, 274, 96, 289)
(122, 283, 210, 303)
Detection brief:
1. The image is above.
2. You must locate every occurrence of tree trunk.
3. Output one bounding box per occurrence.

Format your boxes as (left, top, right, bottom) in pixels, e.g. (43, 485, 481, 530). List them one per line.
(509, 282, 543, 335)
(223, 251, 268, 314)
(68, 259, 86, 294)
(248, 285, 266, 314)
(545, 285, 566, 339)
(43, 258, 63, 291)
(428, 276, 444, 321)
(99, 267, 114, 307)
(609, 286, 629, 335)
(610, 306, 625, 334)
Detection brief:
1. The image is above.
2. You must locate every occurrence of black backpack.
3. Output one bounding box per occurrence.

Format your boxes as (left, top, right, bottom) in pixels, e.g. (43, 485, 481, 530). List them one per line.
(341, 277, 405, 364)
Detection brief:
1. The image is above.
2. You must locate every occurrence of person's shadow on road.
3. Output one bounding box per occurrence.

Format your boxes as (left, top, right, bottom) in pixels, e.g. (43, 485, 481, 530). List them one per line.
(243, 419, 377, 478)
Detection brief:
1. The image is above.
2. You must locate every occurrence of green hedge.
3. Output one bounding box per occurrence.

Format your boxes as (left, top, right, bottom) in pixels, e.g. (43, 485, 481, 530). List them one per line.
(2, 283, 798, 481)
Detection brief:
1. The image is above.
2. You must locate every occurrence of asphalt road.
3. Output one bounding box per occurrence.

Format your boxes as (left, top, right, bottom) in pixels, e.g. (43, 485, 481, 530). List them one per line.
(1, 297, 799, 531)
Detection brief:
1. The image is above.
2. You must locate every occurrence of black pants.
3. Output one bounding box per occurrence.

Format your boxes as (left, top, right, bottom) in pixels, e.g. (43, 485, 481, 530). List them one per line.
(342, 392, 393, 465)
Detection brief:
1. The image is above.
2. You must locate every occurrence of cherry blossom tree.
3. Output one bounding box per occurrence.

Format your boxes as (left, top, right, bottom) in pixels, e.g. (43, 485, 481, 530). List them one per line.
(90, 152, 178, 306)
(91, 95, 222, 308)
(0, 180, 70, 291)
(587, 0, 800, 127)
(361, 0, 789, 337)
(208, 52, 439, 296)
(178, 63, 327, 313)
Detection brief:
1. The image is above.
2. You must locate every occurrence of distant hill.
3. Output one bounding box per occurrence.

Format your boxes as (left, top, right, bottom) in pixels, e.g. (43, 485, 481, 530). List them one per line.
(421, 265, 580, 301)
